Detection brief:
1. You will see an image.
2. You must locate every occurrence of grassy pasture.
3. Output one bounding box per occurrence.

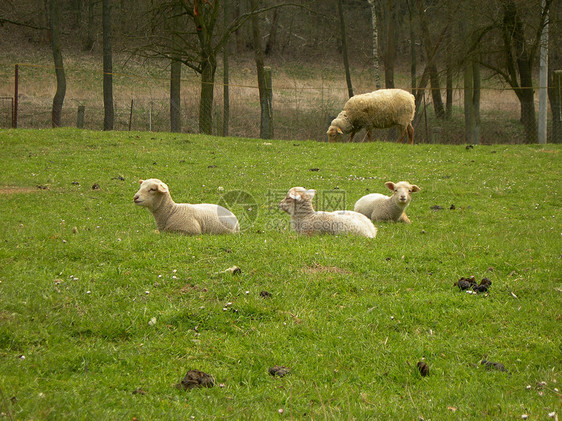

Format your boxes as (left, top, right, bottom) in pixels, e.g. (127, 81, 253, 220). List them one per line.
(0, 128, 560, 419)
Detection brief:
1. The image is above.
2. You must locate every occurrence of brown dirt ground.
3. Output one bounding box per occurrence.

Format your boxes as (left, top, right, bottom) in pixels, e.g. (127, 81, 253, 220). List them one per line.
(0, 186, 40, 195)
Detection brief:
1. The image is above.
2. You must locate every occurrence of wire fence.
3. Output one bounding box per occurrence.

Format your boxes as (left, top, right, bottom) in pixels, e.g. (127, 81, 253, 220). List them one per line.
(0, 62, 556, 144)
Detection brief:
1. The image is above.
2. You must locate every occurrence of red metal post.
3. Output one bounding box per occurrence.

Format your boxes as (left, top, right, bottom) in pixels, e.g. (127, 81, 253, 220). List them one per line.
(13, 64, 18, 128)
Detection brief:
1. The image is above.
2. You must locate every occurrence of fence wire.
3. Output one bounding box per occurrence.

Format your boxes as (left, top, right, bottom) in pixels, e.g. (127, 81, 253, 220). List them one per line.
(0, 62, 556, 144)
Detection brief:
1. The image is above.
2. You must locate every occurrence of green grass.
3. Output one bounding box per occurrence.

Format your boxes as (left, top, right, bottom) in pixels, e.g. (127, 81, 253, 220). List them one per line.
(0, 128, 560, 419)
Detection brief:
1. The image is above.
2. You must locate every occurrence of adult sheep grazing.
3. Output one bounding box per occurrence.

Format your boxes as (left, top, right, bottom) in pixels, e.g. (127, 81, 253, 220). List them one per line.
(279, 187, 377, 238)
(133, 178, 240, 235)
(354, 181, 420, 224)
(326, 89, 415, 144)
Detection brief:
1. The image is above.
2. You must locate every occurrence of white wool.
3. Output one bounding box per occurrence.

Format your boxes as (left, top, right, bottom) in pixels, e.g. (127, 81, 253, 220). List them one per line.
(327, 89, 415, 144)
(354, 181, 420, 224)
(280, 187, 377, 238)
(133, 178, 239, 235)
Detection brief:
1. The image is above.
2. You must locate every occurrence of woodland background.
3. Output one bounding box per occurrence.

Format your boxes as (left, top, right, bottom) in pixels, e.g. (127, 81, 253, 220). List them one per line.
(0, 0, 560, 144)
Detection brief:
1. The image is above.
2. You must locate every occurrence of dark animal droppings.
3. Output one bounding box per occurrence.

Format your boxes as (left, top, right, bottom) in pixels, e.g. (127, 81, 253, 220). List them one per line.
(269, 365, 290, 377)
(417, 361, 429, 376)
(176, 370, 215, 390)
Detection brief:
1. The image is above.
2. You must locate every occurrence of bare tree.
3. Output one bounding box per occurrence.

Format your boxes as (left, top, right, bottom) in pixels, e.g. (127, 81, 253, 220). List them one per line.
(367, 0, 382, 89)
(81, 0, 95, 51)
(264, 7, 279, 56)
(382, 0, 395, 89)
(249, 0, 273, 139)
(476, 0, 553, 143)
(414, 0, 445, 119)
(102, 0, 114, 130)
(336, 0, 353, 97)
(48, 0, 66, 127)
(222, 0, 231, 136)
(170, 4, 183, 133)
(547, 0, 561, 143)
(139, 1, 294, 135)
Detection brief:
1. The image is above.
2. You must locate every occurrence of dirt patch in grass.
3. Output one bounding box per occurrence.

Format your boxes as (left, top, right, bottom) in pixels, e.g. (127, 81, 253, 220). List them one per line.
(0, 186, 41, 195)
(302, 264, 352, 275)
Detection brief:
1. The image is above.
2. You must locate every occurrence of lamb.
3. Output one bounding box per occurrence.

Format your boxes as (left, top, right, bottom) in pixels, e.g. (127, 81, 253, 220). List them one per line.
(279, 187, 377, 238)
(354, 181, 420, 224)
(326, 89, 415, 144)
(133, 178, 239, 235)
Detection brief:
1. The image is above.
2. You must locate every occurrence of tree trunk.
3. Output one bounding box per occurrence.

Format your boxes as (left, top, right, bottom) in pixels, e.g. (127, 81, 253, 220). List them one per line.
(250, 0, 273, 139)
(169, 3, 182, 133)
(367, 0, 381, 89)
(445, 0, 453, 120)
(264, 8, 279, 56)
(223, 0, 231, 136)
(233, 1, 245, 54)
(49, 0, 66, 128)
(550, 71, 562, 143)
(170, 59, 182, 132)
(199, 59, 216, 135)
(102, 0, 114, 131)
(384, 0, 395, 89)
(473, 61, 481, 142)
(518, 88, 537, 144)
(82, 0, 95, 51)
(502, 0, 537, 143)
(547, 0, 561, 143)
(336, 0, 353, 98)
(415, 0, 445, 119)
(407, 0, 416, 94)
(464, 60, 481, 144)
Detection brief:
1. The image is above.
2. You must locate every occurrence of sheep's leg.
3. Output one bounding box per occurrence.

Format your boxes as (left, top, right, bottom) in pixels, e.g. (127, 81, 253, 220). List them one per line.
(359, 129, 373, 142)
(348, 131, 356, 142)
(396, 125, 407, 143)
(407, 123, 414, 145)
(398, 213, 411, 224)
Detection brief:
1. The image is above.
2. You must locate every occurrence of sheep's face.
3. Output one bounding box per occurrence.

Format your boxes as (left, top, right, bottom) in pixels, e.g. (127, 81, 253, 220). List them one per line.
(279, 187, 316, 215)
(326, 125, 344, 142)
(385, 181, 420, 206)
(133, 178, 169, 209)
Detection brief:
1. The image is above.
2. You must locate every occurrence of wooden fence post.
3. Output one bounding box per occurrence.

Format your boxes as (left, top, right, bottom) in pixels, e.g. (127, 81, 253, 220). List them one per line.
(77, 105, 85, 128)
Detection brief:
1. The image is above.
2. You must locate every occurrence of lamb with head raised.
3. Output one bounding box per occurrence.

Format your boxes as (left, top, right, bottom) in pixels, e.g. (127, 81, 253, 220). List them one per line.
(279, 187, 377, 238)
(354, 181, 420, 224)
(133, 178, 239, 235)
(327, 89, 415, 144)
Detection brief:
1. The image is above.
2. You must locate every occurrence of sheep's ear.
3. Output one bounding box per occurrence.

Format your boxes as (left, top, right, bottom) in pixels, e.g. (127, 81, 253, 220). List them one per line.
(306, 189, 316, 199)
(336, 127, 344, 135)
(139, 179, 144, 184)
(411, 185, 421, 192)
(157, 182, 169, 193)
(385, 182, 395, 191)
(288, 191, 300, 200)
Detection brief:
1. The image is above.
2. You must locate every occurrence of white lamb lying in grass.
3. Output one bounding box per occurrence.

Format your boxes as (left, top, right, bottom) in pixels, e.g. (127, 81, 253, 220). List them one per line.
(354, 181, 420, 224)
(133, 178, 239, 235)
(279, 187, 377, 238)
